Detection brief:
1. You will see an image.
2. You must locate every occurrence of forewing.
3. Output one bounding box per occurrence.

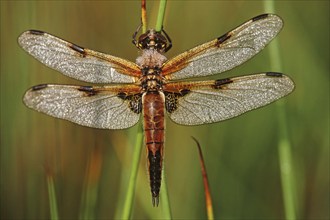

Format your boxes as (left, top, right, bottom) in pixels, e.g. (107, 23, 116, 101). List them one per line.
(163, 73, 294, 125)
(162, 14, 283, 80)
(18, 30, 140, 83)
(23, 84, 142, 129)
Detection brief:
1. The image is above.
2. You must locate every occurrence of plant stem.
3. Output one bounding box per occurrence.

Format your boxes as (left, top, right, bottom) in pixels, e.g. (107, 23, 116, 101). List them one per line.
(155, 0, 171, 212)
(263, 2, 296, 220)
(160, 164, 172, 218)
(192, 137, 214, 220)
(141, 0, 147, 33)
(121, 125, 143, 219)
(47, 173, 59, 220)
(155, 0, 167, 32)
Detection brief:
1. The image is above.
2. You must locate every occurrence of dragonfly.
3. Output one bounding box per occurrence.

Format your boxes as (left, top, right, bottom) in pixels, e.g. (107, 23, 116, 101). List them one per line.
(19, 13, 294, 207)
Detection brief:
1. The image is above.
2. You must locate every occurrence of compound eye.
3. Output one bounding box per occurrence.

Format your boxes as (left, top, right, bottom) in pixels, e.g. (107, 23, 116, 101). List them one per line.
(157, 43, 166, 50)
(140, 39, 150, 49)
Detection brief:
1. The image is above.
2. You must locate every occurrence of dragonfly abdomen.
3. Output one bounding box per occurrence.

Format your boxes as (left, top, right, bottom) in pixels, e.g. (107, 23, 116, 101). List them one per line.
(142, 91, 165, 207)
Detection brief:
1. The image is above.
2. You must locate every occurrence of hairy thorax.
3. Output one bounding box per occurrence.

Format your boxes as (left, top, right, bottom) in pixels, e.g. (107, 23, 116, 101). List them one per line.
(137, 50, 168, 92)
(136, 49, 167, 68)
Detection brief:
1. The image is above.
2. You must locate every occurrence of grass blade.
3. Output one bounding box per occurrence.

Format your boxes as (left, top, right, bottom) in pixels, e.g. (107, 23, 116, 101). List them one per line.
(141, 0, 147, 33)
(121, 124, 143, 219)
(155, 0, 167, 32)
(160, 164, 172, 218)
(45, 166, 59, 220)
(79, 145, 103, 219)
(192, 137, 214, 220)
(264, 2, 297, 219)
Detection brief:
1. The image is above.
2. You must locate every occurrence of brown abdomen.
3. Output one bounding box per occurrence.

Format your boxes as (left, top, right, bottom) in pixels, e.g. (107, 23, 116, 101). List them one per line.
(142, 91, 165, 207)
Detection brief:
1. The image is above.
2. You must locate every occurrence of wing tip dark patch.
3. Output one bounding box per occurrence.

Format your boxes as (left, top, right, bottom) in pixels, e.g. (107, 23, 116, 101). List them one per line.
(214, 78, 233, 88)
(29, 30, 45, 35)
(78, 86, 98, 96)
(216, 33, 231, 46)
(266, 72, 283, 77)
(70, 43, 86, 56)
(31, 84, 48, 91)
(252, 14, 269, 22)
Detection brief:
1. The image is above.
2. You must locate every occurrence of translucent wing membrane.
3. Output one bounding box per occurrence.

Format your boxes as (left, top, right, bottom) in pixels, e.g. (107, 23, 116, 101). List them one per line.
(164, 73, 294, 125)
(18, 30, 140, 83)
(23, 84, 141, 129)
(163, 14, 283, 80)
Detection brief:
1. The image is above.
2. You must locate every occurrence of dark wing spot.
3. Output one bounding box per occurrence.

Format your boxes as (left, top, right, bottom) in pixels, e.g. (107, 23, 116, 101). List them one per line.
(32, 84, 48, 91)
(180, 89, 190, 96)
(266, 72, 283, 77)
(216, 33, 231, 46)
(164, 92, 178, 113)
(252, 14, 269, 22)
(29, 30, 45, 35)
(78, 85, 93, 91)
(78, 86, 98, 96)
(164, 90, 190, 113)
(117, 92, 128, 99)
(117, 93, 142, 114)
(128, 94, 142, 114)
(70, 43, 86, 57)
(214, 78, 233, 89)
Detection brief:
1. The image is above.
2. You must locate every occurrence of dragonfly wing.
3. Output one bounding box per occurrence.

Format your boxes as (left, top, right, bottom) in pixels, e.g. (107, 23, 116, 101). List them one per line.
(163, 72, 294, 125)
(162, 14, 283, 80)
(23, 84, 142, 129)
(18, 30, 140, 83)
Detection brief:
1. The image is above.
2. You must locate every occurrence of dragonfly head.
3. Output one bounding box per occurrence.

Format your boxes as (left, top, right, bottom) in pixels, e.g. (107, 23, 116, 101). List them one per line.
(136, 29, 171, 53)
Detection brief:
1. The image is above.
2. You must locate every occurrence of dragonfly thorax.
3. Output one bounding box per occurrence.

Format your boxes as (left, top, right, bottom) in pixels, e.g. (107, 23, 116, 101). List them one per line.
(140, 67, 164, 92)
(136, 49, 167, 68)
(136, 49, 167, 92)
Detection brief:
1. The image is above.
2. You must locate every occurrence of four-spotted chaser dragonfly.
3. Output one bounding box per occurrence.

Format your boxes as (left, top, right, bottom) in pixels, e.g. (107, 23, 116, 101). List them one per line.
(19, 14, 294, 206)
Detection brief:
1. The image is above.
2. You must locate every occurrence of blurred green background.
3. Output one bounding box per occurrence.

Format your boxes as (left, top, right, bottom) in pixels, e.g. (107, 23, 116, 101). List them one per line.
(1, 1, 329, 219)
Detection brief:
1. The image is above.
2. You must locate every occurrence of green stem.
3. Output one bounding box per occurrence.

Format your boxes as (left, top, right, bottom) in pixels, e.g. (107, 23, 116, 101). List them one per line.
(47, 175, 59, 220)
(155, 0, 167, 31)
(141, 0, 147, 33)
(160, 164, 172, 218)
(155, 0, 172, 212)
(263, 2, 296, 220)
(121, 124, 143, 219)
(121, 1, 170, 215)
